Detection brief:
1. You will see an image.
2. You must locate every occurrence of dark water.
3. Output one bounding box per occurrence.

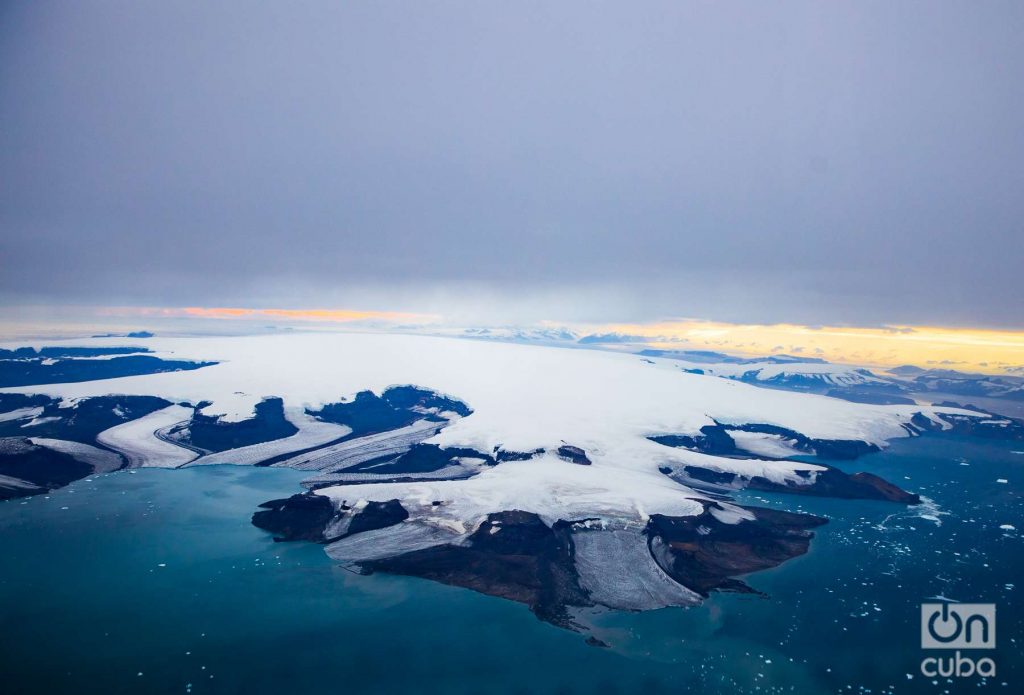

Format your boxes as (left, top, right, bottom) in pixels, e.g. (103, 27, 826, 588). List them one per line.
(1, 435, 1020, 694)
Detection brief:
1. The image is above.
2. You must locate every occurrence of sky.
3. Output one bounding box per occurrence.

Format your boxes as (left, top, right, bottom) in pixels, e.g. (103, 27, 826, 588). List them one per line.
(2, 2, 1024, 334)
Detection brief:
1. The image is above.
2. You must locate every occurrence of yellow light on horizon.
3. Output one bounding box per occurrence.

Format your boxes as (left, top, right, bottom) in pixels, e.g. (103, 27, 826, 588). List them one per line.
(588, 319, 1024, 373)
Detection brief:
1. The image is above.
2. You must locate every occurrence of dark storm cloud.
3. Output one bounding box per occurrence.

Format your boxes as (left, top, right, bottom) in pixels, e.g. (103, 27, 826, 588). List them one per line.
(2, 1, 1023, 326)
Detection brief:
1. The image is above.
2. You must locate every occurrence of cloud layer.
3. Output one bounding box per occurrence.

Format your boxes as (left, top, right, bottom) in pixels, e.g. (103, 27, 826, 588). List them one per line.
(2, 2, 1023, 327)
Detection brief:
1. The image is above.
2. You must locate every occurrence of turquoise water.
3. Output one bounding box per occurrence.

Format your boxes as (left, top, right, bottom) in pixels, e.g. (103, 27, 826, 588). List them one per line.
(1, 435, 1021, 694)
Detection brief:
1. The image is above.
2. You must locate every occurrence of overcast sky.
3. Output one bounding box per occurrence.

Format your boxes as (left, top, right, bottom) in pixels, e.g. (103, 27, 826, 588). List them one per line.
(2, 2, 1023, 327)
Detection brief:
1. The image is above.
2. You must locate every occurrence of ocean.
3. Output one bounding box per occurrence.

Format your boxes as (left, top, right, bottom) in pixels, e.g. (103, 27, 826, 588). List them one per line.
(1, 434, 1020, 694)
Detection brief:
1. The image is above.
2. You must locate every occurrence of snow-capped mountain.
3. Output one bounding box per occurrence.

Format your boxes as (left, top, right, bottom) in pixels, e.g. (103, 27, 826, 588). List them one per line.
(641, 354, 912, 405)
(637, 348, 829, 365)
(690, 361, 891, 387)
(897, 368, 1024, 401)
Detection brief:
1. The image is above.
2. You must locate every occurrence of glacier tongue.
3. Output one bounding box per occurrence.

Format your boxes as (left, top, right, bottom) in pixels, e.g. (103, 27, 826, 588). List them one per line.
(95, 404, 197, 468)
(325, 521, 465, 566)
(572, 526, 702, 610)
(187, 408, 350, 467)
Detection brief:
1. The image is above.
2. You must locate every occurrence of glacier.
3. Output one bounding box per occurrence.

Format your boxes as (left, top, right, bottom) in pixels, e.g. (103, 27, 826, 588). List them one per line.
(0, 331, 1004, 627)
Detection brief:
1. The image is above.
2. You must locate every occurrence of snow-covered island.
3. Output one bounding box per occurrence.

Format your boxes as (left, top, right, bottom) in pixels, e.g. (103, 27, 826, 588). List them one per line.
(2, 332, 1019, 630)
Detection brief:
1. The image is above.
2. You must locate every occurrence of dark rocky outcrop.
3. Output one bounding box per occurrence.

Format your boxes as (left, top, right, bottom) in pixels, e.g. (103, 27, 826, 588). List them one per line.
(0, 346, 152, 359)
(727, 423, 880, 460)
(494, 447, 544, 462)
(308, 386, 471, 438)
(802, 437, 880, 460)
(910, 411, 1024, 442)
(0, 354, 215, 388)
(307, 390, 420, 435)
(312, 504, 832, 631)
(668, 461, 919, 504)
(0, 395, 178, 498)
(651, 422, 880, 461)
(173, 397, 298, 453)
(252, 493, 336, 542)
(343, 499, 409, 539)
(252, 494, 410, 542)
(361, 511, 592, 628)
(0, 393, 54, 412)
(0, 438, 93, 500)
(0, 395, 172, 444)
(747, 469, 920, 504)
(678, 465, 739, 486)
(251, 487, 840, 633)
(346, 443, 494, 475)
(646, 501, 827, 596)
(256, 386, 472, 468)
(556, 445, 591, 465)
(379, 386, 473, 418)
(651, 425, 741, 456)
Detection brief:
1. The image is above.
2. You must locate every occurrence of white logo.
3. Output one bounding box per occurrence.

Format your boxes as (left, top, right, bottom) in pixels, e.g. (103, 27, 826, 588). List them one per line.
(921, 603, 996, 649)
(920, 603, 997, 679)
